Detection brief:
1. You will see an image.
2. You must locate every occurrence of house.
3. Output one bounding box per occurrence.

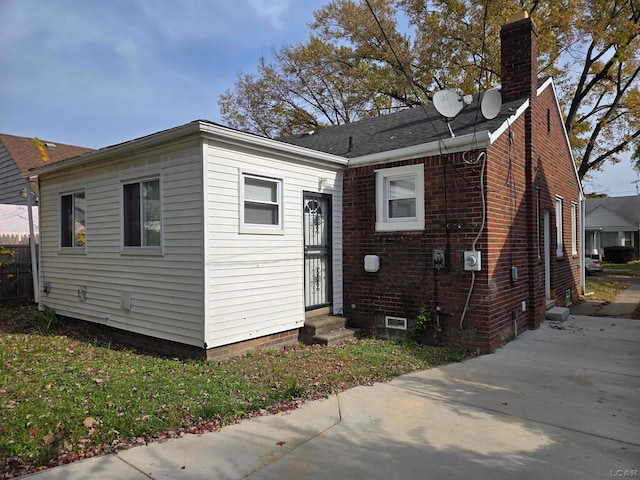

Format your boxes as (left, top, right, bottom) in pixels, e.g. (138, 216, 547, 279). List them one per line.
(282, 11, 583, 352)
(0, 133, 92, 206)
(29, 12, 582, 357)
(0, 133, 91, 238)
(584, 195, 640, 260)
(30, 124, 347, 358)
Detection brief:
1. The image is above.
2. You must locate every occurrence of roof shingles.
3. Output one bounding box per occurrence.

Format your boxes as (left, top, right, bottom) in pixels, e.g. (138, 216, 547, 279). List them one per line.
(0, 133, 93, 176)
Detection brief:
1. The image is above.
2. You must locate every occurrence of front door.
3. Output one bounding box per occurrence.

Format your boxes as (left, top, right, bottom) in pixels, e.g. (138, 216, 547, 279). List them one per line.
(544, 211, 551, 300)
(303, 192, 332, 310)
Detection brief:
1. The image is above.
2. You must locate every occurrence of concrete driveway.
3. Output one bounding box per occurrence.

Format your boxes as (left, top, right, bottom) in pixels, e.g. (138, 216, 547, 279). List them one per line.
(26, 312, 640, 480)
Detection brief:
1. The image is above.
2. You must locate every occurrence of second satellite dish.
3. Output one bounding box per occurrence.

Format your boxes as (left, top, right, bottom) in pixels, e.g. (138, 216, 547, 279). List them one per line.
(433, 90, 464, 119)
(481, 89, 502, 120)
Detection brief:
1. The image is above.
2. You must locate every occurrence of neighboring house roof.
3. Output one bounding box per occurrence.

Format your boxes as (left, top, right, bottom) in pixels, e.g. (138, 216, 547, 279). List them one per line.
(585, 195, 640, 227)
(0, 133, 92, 174)
(280, 77, 550, 160)
(0, 133, 93, 205)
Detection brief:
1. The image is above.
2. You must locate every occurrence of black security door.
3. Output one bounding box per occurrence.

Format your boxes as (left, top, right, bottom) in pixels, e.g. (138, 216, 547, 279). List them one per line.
(303, 192, 332, 310)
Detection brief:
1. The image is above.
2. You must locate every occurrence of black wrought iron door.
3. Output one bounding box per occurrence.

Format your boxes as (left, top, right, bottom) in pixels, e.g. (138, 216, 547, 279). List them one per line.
(303, 192, 332, 310)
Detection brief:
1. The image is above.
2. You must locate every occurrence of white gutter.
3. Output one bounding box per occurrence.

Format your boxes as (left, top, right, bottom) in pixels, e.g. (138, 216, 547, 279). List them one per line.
(349, 131, 492, 167)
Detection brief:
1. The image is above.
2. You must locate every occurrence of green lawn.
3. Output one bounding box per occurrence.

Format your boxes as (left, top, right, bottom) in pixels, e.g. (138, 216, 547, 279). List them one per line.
(602, 260, 640, 275)
(0, 302, 466, 477)
(584, 277, 629, 303)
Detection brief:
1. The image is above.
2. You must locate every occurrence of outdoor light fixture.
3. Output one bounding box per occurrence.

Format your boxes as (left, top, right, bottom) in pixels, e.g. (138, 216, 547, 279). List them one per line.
(20, 187, 38, 202)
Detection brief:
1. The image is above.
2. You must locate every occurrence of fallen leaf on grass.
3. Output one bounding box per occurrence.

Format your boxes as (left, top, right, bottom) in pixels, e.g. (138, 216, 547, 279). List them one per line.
(42, 431, 55, 445)
(83, 417, 98, 429)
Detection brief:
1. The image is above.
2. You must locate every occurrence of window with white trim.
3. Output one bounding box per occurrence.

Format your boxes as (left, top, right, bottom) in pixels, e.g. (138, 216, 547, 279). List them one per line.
(123, 179, 161, 248)
(240, 173, 283, 233)
(556, 197, 563, 257)
(60, 191, 86, 248)
(375, 164, 424, 232)
(571, 202, 577, 256)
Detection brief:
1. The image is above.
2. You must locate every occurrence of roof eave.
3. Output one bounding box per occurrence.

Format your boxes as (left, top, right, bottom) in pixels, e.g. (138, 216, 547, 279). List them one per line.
(28, 121, 347, 178)
(199, 122, 348, 168)
(348, 131, 492, 167)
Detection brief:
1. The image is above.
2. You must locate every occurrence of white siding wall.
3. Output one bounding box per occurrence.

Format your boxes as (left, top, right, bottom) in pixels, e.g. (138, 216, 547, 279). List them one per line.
(204, 141, 343, 348)
(38, 140, 205, 347)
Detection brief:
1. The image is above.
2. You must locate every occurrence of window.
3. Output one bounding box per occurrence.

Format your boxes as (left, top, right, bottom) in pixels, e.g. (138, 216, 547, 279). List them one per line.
(375, 164, 424, 232)
(240, 173, 283, 233)
(60, 191, 86, 248)
(556, 197, 563, 257)
(123, 179, 161, 248)
(571, 202, 577, 256)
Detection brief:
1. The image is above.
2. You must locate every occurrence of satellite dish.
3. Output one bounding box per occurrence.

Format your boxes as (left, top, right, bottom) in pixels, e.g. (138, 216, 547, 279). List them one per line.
(480, 89, 502, 120)
(433, 90, 464, 119)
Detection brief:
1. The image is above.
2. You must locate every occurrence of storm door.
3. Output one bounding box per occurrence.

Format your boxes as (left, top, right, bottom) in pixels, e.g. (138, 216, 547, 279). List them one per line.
(303, 192, 332, 310)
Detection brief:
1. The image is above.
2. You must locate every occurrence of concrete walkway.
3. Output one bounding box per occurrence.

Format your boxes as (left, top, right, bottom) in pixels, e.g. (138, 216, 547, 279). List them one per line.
(24, 301, 640, 479)
(571, 283, 640, 318)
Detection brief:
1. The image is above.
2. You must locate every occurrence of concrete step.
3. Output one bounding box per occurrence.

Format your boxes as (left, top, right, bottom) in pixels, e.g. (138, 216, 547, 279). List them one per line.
(302, 315, 348, 336)
(313, 328, 361, 346)
(546, 306, 570, 322)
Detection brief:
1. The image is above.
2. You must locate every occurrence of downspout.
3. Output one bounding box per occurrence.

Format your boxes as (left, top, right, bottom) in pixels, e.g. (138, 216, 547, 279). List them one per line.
(25, 177, 39, 304)
(580, 193, 586, 295)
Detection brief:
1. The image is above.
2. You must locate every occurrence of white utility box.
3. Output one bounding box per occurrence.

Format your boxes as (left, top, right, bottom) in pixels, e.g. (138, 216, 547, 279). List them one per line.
(364, 255, 380, 272)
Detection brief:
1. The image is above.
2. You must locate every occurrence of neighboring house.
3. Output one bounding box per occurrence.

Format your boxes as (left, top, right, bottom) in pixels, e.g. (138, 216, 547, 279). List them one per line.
(0, 133, 91, 238)
(585, 195, 640, 260)
(0, 134, 90, 300)
(30, 125, 346, 358)
(0, 133, 92, 206)
(282, 12, 583, 352)
(30, 12, 582, 357)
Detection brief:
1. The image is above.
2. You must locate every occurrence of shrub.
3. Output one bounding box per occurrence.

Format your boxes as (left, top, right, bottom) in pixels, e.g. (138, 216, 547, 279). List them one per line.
(603, 246, 635, 264)
(34, 304, 63, 332)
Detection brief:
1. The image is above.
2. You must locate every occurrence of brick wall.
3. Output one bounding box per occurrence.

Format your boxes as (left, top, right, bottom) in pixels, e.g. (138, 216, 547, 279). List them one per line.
(343, 139, 533, 352)
(532, 85, 582, 307)
(342, 14, 581, 353)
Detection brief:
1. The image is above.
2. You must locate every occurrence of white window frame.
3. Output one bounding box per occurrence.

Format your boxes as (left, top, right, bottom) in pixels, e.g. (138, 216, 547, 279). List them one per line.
(571, 202, 577, 256)
(121, 177, 163, 253)
(556, 196, 564, 258)
(240, 172, 284, 235)
(375, 164, 424, 232)
(385, 316, 408, 330)
(59, 189, 86, 252)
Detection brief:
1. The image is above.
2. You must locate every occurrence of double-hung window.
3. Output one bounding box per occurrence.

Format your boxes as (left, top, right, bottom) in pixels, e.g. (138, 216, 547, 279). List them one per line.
(60, 191, 86, 249)
(375, 164, 424, 232)
(123, 178, 161, 248)
(240, 173, 283, 234)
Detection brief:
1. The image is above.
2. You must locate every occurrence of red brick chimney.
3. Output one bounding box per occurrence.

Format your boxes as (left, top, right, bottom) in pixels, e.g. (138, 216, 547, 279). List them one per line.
(500, 11, 538, 102)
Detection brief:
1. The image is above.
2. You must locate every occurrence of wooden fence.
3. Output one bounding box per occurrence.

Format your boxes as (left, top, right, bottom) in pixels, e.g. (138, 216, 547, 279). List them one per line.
(0, 240, 38, 302)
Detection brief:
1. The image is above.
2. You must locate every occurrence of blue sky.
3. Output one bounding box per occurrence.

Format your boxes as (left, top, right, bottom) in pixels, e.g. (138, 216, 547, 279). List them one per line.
(0, 0, 637, 196)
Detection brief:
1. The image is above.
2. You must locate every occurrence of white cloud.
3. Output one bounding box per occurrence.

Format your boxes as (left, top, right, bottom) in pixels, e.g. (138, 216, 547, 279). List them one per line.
(247, 0, 290, 30)
(0, 0, 319, 148)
